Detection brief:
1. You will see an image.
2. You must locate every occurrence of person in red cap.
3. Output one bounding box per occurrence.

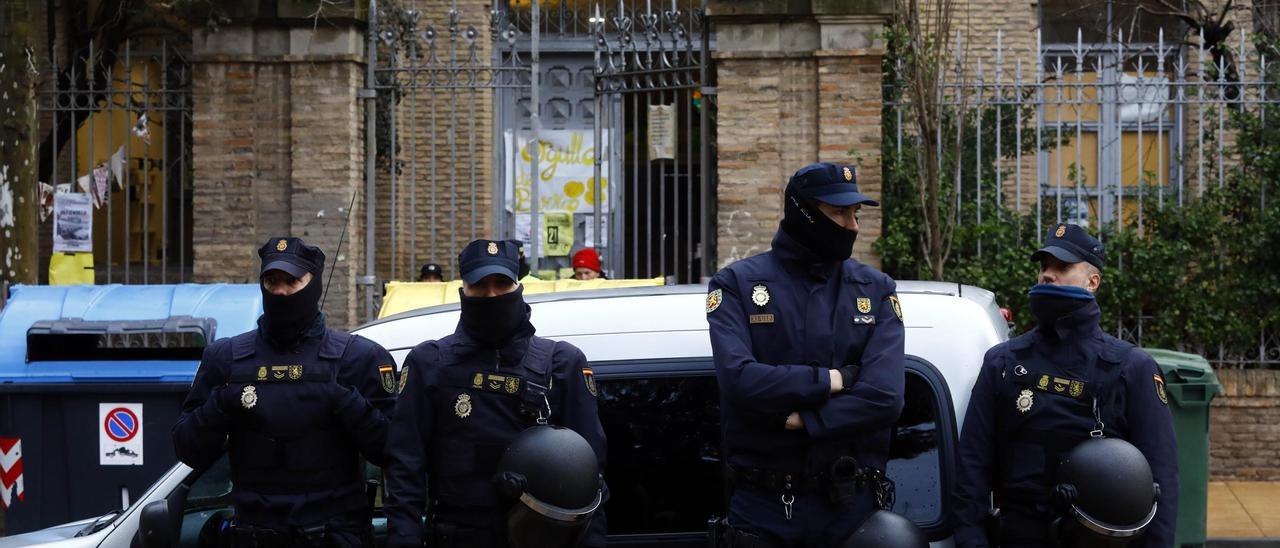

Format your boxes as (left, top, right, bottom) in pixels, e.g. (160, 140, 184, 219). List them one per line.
(572, 248, 604, 280)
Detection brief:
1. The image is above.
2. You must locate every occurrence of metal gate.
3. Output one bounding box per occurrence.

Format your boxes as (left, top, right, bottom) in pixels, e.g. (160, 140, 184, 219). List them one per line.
(37, 40, 193, 284)
(364, 0, 715, 317)
(593, 1, 715, 283)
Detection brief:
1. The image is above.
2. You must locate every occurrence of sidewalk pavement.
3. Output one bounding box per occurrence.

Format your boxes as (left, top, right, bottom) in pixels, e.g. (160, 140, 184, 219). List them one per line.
(1208, 481, 1280, 541)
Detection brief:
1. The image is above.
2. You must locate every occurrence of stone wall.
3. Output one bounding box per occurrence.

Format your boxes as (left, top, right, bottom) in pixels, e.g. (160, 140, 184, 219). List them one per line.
(1210, 369, 1280, 480)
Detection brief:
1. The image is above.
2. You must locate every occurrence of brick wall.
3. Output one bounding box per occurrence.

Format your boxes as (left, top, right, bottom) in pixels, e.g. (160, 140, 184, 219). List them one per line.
(711, 11, 890, 269)
(1210, 369, 1280, 480)
(192, 24, 367, 328)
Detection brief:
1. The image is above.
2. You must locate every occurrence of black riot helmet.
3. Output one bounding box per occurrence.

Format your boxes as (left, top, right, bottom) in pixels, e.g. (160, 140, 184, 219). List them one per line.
(841, 510, 929, 548)
(493, 425, 603, 548)
(1052, 437, 1160, 545)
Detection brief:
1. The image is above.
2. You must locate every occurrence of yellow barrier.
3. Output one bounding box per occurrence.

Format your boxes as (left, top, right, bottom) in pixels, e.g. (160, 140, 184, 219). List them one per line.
(378, 277, 666, 319)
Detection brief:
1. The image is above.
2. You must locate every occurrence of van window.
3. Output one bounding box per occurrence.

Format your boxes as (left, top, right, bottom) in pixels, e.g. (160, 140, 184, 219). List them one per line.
(598, 375, 725, 535)
(597, 362, 952, 536)
(886, 368, 947, 525)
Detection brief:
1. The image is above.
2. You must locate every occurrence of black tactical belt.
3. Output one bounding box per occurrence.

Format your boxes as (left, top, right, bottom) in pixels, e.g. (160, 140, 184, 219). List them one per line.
(726, 464, 828, 494)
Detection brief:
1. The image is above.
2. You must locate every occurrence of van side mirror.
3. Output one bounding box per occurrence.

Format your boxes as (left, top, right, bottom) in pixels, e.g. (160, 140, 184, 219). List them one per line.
(137, 500, 173, 548)
(136, 481, 188, 548)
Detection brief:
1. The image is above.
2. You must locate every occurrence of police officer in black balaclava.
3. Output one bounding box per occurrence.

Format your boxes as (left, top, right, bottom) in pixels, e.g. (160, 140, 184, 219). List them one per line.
(384, 238, 609, 548)
(707, 163, 905, 547)
(173, 237, 398, 547)
(953, 224, 1177, 548)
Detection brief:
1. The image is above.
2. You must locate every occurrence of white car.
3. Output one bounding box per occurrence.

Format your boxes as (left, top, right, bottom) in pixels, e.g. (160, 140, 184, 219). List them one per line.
(0, 282, 1008, 548)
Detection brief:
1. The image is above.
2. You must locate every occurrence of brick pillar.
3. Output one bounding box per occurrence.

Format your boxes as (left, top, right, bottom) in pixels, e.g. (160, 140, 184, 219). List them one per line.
(192, 3, 368, 329)
(708, 1, 890, 268)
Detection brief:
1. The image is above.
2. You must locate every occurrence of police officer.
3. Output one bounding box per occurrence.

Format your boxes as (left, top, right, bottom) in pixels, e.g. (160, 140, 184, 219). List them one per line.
(173, 237, 398, 547)
(419, 263, 445, 282)
(707, 163, 906, 547)
(952, 223, 1178, 547)
(383, 238, 608, 548)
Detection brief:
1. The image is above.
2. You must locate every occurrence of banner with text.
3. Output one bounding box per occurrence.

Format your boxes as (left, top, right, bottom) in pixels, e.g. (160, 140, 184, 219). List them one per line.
(504, 129, 610, 215)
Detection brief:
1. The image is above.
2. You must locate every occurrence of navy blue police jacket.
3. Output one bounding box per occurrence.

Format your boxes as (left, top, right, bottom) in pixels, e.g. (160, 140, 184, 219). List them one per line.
(707, 229, 906, 477)
(953, 301, 1178, 548)
(383, 323, 609, 547)
(172, 318, 398, 529)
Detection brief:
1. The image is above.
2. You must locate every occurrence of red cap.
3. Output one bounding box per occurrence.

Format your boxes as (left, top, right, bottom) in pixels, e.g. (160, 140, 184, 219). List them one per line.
(572, 248, 601, 272)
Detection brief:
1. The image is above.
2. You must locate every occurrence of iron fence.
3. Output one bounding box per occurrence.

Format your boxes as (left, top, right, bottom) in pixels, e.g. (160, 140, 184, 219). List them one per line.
(37, 39, 193, 285)
(886, 27, 1279, 367)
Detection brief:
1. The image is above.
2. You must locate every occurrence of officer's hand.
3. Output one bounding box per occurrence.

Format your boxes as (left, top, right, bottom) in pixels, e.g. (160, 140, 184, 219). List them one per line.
(211, 384, 246, 413)
(828, 369, 844, 393)
(784, 412, 804, 430)
(326, 381, 359, 410)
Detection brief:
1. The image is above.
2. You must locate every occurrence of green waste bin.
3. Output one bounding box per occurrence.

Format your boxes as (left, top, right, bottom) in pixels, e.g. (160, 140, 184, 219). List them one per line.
(1142, 348, 1221, 548)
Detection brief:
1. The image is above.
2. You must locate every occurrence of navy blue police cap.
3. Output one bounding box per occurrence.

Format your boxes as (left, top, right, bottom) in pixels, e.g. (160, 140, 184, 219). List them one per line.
(458, 239, 521, 285)
(1030, 223, 1104, 271)
(258, 237, 325, 278)
(787, 162, 880, 207)
(420, 263, 443, 278)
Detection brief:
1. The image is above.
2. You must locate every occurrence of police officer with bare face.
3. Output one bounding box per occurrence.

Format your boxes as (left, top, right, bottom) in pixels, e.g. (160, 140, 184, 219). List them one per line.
(707, 163, 906, 547)
(384, 239, 608, 548)
(173, 237, 397, 547)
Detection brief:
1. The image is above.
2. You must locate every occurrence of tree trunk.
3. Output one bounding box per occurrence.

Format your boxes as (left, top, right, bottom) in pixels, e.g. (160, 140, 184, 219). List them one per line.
(0, 0, 40, 286)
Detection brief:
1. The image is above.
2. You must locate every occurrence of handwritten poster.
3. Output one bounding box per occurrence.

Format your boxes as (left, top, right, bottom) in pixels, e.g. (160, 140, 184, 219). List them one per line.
(505, 129, 610, 215)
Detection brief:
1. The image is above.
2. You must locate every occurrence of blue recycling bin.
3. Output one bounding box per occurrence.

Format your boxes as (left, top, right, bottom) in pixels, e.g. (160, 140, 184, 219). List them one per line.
(0, 284, 260, 534)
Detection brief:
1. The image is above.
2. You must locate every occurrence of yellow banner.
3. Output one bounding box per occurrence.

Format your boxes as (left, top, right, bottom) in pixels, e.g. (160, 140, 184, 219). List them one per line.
(49, 252, 95, 285)
(379, 277, 666, 319)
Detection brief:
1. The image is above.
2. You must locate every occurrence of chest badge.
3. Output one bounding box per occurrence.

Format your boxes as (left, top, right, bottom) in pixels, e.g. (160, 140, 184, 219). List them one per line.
(454, 393, 473, 419)
(1070, 380, 1085, 398)
(240, 385, 258, 409)
(857, 297, 872, 314)
(750, 284, 770, 307)
(1015, 389, 1034, 413)
(256, 367, 268, 381)
(288, 365, 303, 380)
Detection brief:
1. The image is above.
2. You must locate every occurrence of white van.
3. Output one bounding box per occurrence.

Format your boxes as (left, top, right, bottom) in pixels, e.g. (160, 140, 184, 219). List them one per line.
(0, 282, 1008, 548)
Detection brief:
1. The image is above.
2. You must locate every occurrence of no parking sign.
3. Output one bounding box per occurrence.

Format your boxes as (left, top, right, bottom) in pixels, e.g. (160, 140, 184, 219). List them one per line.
(99, 403, 143, 466)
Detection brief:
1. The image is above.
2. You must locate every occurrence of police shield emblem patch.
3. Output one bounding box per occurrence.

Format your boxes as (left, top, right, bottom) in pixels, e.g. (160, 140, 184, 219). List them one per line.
(1016, 389, 1034, 413)
(889, 295, 903, 320)
(455, 393, 473, 418)
(1070, 380, 1084, 398)
(1154, 374, 1168, 405)
(379, 365, 396, 393)
(257, 366, 268, 381)
(505, 377, 520, 394)
(487, 242, 499, 255)
(582, 367, 598, 397)
(857, 297, 872, 314)
(706, 289, 723, 313)
(276, 239, 288, 252)
(472, 372, 485, 388)
(288, 365, 303, 380)
(398, 365, 409, 394)
(1055, 224, 1067, 238)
